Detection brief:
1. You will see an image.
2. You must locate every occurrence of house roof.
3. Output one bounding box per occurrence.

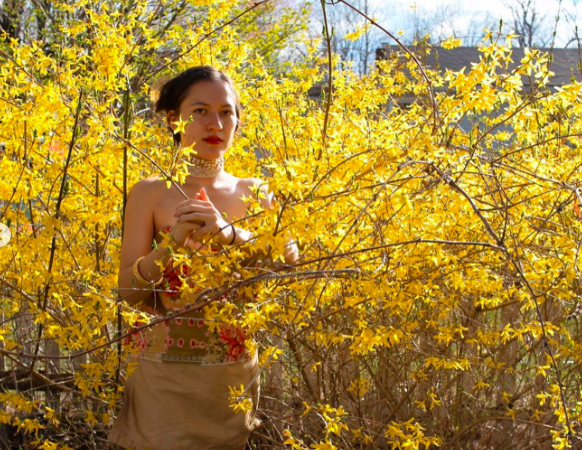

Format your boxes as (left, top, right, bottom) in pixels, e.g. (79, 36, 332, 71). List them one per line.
(376, 44, 581, 88)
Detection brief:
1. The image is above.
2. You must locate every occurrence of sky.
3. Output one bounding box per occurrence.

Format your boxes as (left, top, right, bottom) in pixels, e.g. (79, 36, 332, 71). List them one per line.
(358, 0, 579, 47)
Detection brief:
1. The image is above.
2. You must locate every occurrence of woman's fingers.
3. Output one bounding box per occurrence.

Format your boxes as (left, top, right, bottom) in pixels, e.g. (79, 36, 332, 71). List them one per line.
(189, 224, 215, 240)
(176, 212, 212, 224)
(174, 191, 213, 218)
(198, 187, 209, 201)
(175, 199, 211, 209)
(170, 221, 203, 247)
(173, 191, 223, 243)
(174, 201, 213, 217)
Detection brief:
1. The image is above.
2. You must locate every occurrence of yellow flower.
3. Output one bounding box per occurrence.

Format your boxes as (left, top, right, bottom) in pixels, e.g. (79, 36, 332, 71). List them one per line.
(171, 116, 188, 134)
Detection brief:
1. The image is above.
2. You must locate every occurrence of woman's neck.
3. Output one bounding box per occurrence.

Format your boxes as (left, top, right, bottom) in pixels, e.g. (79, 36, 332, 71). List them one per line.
(181, 170, 233, 191)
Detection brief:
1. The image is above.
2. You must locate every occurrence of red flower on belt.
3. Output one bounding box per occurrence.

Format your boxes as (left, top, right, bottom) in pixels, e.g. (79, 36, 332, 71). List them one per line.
(124, 320, 149, 350)
(163, 260, 191, 298)
(218, 324, 249, 362)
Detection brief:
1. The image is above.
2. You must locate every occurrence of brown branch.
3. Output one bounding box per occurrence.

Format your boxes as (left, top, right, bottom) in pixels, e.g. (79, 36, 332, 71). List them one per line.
(0, 268, 357, 361)
(30, 91, 84, 374)
(295, 238, 505, 268)
(413, 159, 576, 443)
(319, 0, 333, 159)
(2, 350, 107, 404)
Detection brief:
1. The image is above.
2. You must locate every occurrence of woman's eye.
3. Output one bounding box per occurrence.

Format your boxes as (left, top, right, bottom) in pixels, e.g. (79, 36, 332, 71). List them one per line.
(222, 110, 233, 116)
(193, 108, 206, 114)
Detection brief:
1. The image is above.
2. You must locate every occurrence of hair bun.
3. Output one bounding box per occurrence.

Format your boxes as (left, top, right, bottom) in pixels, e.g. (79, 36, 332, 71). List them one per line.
(150, 76, 171, 107)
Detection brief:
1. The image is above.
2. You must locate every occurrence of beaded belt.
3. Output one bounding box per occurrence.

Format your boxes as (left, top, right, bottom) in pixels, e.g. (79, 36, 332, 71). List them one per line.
(126, 226, 252, 365)
(126, 310, 252, 366)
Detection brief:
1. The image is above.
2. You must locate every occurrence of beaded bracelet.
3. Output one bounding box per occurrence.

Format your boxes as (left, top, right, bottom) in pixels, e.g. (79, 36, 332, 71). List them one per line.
(133, 256, 163, 286)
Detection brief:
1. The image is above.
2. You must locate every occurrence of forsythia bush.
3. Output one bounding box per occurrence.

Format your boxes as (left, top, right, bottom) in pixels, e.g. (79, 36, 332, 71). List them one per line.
(0, 1, 581, 449)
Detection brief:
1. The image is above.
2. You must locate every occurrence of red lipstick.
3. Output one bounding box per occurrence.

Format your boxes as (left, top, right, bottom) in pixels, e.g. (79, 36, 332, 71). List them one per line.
(203, 136, 223, 145)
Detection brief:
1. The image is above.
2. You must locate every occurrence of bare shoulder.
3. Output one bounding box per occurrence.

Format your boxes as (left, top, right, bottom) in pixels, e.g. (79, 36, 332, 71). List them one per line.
(127, 176, 156, 200)
(144, 173, 167, 188)
(237, 177, 274, 209)
(130, 174, 167, 198)
(123, 176, 166, 222)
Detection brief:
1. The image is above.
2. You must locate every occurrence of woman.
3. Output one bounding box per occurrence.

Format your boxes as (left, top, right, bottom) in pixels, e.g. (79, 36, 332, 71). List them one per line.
(108, 66, 297, 450)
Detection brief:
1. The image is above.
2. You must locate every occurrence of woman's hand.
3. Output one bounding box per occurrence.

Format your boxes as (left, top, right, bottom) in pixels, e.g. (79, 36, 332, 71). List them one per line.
(284, 239, 299, 265)
(167, 211, 203, 250)
(173, 188, 234, 246)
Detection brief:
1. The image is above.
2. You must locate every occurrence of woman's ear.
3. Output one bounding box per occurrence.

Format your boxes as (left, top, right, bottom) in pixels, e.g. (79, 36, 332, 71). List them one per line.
(167, 110, 177, 131)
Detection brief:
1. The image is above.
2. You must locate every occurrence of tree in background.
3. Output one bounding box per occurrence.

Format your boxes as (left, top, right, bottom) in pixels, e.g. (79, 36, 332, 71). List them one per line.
(405, 1, 496, 46)
(505, 0, 553, 47)
(309, 0, 385, 75)
(563, 0, 582, 47)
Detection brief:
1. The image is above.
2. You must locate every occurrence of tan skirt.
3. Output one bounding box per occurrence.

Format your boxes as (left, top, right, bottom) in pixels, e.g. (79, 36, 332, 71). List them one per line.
(107, 354, 261, 450)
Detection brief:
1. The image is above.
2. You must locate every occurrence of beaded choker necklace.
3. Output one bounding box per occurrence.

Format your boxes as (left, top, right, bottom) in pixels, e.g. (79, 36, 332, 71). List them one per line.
(186, 155, 224, 178)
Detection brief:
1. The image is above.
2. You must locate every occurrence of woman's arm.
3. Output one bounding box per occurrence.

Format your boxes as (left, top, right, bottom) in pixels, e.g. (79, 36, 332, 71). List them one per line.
(251, 180, 299, 266)
(117, 180, 175, 306)
(282, 238, 299, 265)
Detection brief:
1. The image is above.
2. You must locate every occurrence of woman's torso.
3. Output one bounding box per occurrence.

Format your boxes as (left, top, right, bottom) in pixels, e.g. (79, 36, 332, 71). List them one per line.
(136, 172, 259, 311)
(128, 172, 261, 365)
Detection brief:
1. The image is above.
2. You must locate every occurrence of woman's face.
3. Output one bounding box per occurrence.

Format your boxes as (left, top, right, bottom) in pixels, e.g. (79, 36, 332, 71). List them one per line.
(169, 80, 238, 160)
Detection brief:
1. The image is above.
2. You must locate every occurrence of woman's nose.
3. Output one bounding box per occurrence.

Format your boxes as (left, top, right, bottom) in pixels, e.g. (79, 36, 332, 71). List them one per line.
(206, 112, 223, 130)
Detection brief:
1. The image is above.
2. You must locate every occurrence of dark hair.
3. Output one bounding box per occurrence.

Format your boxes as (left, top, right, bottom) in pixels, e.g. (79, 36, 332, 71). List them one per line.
(154, 66, 241, 146)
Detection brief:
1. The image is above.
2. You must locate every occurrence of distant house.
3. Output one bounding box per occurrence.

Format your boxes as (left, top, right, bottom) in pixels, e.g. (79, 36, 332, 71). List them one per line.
(375, 44, 581, 111)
